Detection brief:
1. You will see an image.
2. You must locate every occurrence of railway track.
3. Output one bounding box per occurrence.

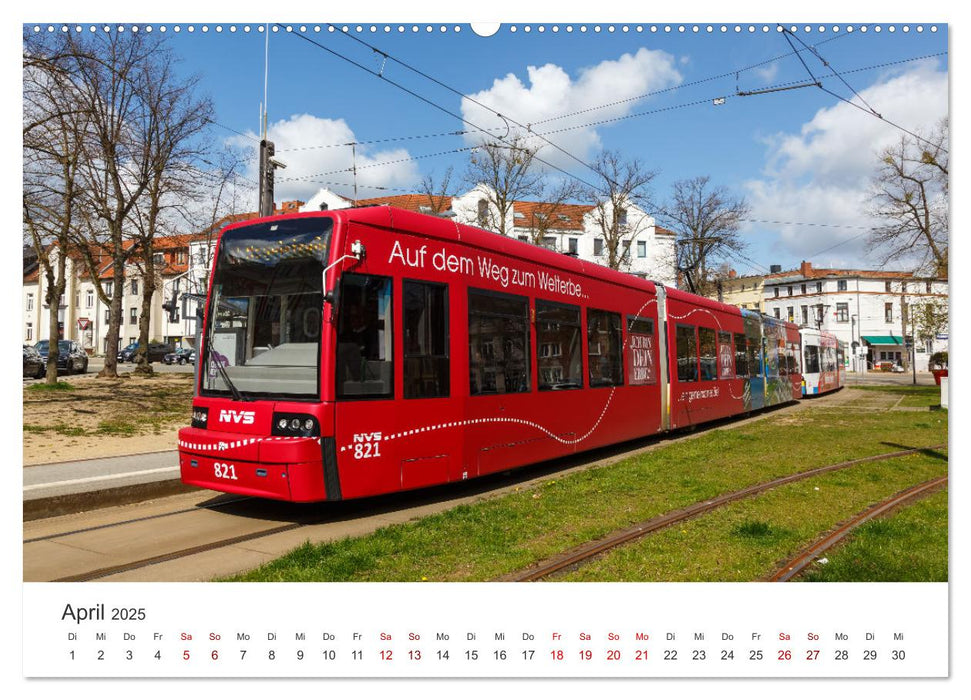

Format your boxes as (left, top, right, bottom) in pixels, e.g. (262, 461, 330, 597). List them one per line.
(506, 443, 947, 582)
(766, 475, 948, 582)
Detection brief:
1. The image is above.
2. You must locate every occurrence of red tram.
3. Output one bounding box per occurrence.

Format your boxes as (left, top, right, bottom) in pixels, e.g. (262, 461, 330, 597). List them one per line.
(178, 207, 802, 502)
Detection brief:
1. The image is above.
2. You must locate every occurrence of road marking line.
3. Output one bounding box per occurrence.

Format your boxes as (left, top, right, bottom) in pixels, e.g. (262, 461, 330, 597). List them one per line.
(23, 466, 180, 492)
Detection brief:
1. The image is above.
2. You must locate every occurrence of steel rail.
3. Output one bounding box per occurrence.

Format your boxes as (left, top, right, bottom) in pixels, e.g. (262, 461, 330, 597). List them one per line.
(767, 475, 948, 582)
(508, 443, 947, 582)
(23, 495, 254, 545)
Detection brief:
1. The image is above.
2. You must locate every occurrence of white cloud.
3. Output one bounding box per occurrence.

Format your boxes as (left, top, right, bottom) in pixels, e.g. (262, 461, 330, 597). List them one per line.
(229, 113, 421, 202)
(745, 62, 947, 267)
(460, 48, 682, 167)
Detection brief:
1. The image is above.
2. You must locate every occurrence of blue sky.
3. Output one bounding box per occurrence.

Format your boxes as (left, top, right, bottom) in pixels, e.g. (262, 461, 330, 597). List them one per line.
(161, 21, 949, 276)
(15, 5, 950, 280)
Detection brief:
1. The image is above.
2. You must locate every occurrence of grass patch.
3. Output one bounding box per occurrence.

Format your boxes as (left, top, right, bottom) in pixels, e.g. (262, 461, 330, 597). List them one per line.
(23, 423, 86, 436)
(856, 384, 943, 408)
(560, 453, 946, 581)
(26, 381, 74, 392)
(798, 489, 948, 582)
(227, 387, 947, 583)
(95, 419, 139, 436)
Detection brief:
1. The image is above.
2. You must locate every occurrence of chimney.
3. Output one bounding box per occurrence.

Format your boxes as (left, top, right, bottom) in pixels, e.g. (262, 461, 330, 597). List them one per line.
(728, 269, 737, 279)
(800, 260, 813, 277)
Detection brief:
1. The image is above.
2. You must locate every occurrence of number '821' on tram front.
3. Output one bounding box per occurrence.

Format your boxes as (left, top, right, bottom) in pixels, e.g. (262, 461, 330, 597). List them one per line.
(179, 206, 801, 502)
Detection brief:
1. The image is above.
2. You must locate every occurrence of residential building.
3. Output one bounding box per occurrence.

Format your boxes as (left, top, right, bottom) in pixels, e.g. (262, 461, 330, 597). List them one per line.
(762, 261, 948, 372)
(714, 270, 766, 312)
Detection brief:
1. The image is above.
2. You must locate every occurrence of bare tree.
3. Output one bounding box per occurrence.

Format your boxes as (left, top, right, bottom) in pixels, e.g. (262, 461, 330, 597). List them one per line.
(665, 176, 749, 296)
(126, 52, 214, 375)
(868, 118, 949, 277)
(418, 166, 454, 214)
(463, 135, 545, 236)
(585, 150, 657, 271)
(23, 32, 91, 383)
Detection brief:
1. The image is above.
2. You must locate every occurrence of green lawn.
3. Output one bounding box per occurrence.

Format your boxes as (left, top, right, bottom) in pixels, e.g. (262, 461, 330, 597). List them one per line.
(227, 388, 947, 582)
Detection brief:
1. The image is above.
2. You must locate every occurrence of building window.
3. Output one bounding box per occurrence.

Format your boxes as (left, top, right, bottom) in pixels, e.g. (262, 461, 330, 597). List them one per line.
(104, 309, 110, 324)
(468, 288, 530, 395)
(902, 281, 908, 293)
(885, 303, 894, 323)
(26, 293, 34, 311)
(637, 240, 647, 258)
(773, 287, 779, 298)
(773, 308, 780, 319)
(153, 252, 165, 266)
(536, 301, 582, 390)
(517, 235, 529, 242)
(837, 280, 848, 292)
(542, 236, 557, 250)
(593, 238, 604, 256)
(836, 302, 849, 322)
(885, 280, 893, 292)
(403, 280, 449, 399)
(801, 306, 808, 325)
(787, 286, 793, 296)
(587, 309, 623, 387)
(130, 307, 138, 324)
(130, 279, 138, 295)
(816, 304, 825, 325)
(104, 281, 113, 298)
(676, 325, 698, 382)
(801, 283, 807, 295)
(617, 208, 628, 226)
(336, 273, 394, 400)
(86, 290, 94, 308)
(926, 281, 933, 293)
(26, 323, 33, 341)
(815, 281, 822, 293)
(568, 238, 579, 255)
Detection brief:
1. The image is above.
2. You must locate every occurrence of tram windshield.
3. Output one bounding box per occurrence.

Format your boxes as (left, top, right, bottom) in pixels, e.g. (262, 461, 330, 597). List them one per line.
(201, 217, 333, 400)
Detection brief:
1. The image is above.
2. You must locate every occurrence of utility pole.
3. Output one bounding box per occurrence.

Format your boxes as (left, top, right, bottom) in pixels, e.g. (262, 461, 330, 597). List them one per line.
(258, 139, 286, 217)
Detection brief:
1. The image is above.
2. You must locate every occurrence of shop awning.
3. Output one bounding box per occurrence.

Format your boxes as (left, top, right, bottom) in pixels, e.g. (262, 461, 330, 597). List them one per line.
(862, 335, 903, 345)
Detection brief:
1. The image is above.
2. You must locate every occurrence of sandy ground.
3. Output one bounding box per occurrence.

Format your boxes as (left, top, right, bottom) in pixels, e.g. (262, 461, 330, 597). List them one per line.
(22, 372, 191, 466)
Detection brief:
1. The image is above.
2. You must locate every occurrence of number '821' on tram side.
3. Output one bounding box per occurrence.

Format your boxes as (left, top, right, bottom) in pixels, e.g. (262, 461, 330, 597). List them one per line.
(179, 207, 802, 502)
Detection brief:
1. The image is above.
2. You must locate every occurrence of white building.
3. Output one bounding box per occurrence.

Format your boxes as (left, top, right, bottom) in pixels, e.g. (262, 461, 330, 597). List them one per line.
(763, 261, 948, 372)
(300, 186, 678, 286)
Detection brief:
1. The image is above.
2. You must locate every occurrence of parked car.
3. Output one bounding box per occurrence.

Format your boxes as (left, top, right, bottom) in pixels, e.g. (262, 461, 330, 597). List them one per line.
(23, 344, 45, 379)
(118, 341, 175, 363)
(117, 341, 140, 362)
(163, 347, 196, 365)
(35, 339, 89, 375)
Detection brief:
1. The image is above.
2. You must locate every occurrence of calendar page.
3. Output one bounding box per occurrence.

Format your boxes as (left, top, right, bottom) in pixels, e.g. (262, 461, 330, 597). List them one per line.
(16, 1, 960, 697)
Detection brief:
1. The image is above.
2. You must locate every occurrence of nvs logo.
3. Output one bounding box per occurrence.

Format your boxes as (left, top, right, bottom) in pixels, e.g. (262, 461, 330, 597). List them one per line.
(219, 409, 255, 425)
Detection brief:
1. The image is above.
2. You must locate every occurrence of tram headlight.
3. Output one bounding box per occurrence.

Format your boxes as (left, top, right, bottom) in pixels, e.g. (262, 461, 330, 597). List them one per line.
(271, 413, 320, 438)
(191, 407, 208, 429)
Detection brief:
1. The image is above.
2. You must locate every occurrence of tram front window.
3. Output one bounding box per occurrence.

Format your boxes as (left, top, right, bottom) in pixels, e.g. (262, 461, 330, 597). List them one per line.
(202, 218, 332, 400)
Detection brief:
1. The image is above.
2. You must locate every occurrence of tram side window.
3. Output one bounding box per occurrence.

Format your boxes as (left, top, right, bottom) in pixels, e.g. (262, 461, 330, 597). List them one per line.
(336, 273, 393, 400)
(717, 330, 734, 379)
(468, 289, 530, 395)
(536, 300, 582, 390)
(698, 327, 717, 381)
(734, 332, 748, 378)
(804, 346, 820, 374)
(627, 316, 657, 385)
(587, 309, 624, 387)
(676, 324, 698, 382)
(403, 280, 449, 399)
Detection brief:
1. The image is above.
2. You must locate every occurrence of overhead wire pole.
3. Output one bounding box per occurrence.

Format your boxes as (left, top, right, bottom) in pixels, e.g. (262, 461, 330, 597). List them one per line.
(259, 24, 287, 216)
